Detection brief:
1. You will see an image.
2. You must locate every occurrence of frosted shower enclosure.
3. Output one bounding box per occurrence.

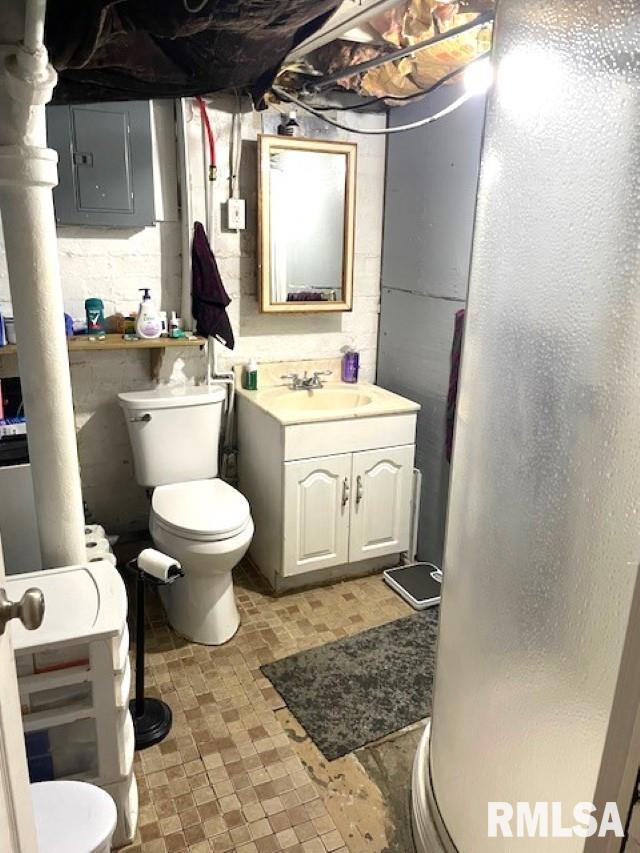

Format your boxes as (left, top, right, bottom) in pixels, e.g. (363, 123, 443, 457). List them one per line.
(413, 1, 640, 851)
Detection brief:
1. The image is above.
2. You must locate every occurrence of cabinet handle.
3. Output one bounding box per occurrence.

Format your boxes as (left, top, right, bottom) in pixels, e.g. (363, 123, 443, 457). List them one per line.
(356, 475, 364, 505)
(342, 477, 350, 507)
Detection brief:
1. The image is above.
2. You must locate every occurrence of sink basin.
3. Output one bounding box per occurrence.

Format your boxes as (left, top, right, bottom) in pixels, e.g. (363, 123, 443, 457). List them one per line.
(271, 388, 373, 412)
(237, 373, 421, 425)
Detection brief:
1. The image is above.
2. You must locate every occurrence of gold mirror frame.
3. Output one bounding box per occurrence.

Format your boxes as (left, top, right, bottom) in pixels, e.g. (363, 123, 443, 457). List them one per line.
(258, 134, 357, 314)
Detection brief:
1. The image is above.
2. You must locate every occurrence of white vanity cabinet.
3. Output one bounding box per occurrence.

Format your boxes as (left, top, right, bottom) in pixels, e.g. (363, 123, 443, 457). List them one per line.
(237, 382, 419, 591)
(284, 445, 414, 576)
(348, 445, 415, 562)
(283, 453, 351, 575)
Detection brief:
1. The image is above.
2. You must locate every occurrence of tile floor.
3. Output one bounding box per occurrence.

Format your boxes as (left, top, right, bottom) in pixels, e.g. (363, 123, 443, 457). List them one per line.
(121, 562, 412, 853)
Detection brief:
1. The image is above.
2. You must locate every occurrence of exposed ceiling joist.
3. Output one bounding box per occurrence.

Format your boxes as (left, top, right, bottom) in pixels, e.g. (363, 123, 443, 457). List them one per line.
(287, 0, 403, 61)
(275, 0, 495, 106)
(308, 8, 493, 94)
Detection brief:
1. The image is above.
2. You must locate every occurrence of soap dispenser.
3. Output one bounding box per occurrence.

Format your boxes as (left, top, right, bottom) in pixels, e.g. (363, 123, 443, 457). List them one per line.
(244, 357, 258, 390)
(341, 347, 360, 383)
(135, 288, 162, 339)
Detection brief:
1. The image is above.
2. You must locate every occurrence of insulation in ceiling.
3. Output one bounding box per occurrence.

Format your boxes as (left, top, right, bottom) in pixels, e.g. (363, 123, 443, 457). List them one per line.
(277, 0, 493, 104)
(44, 0, 342, 104)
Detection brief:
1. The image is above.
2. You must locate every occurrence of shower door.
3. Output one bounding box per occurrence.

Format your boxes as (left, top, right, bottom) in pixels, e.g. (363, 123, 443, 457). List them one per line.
(425, 0, 640, 850)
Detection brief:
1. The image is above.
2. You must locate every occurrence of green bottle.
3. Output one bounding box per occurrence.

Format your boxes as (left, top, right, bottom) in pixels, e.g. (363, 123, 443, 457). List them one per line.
(244, 357, 258, 391)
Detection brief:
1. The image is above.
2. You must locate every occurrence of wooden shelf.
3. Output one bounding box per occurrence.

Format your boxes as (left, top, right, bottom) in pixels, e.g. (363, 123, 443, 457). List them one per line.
(0, 333, 205, 356)
(0, 334, 207, 380)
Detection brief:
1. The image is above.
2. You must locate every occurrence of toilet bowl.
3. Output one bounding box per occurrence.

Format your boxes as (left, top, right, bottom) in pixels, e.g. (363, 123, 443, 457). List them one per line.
(149, 477, 253, 645)
(31, 780, 117, 853)
(118, 386, 254, 647)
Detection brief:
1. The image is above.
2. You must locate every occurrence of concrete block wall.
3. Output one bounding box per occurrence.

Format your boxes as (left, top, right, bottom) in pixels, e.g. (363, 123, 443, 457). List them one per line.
(186, 95, 385, 381)
(0, 95, 386, 533)
(0, 100, 182, 322)
(0, 100, 196, 532)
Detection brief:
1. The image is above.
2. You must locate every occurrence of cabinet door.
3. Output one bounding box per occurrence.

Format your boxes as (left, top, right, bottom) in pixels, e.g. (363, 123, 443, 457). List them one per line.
(349, 445, 414, 562)
(284, 454, 351, 577)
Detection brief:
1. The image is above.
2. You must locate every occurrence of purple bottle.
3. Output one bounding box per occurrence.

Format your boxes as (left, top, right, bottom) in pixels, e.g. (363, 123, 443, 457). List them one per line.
(341, 350, 360, 383)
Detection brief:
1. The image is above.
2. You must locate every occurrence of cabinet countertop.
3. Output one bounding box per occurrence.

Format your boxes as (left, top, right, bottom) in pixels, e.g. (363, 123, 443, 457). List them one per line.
(236, 381, 420, 426)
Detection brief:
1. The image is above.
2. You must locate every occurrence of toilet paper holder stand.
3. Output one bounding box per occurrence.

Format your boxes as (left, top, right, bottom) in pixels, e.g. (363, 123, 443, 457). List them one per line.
(126, 554, 184, 750)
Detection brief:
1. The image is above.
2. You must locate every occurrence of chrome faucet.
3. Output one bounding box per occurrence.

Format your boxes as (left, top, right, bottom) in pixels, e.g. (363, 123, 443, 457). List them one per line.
(281, 370, 332, 390)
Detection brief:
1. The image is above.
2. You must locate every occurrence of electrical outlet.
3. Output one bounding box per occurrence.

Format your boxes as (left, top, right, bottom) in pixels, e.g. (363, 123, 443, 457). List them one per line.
(227, 198, 246, 231)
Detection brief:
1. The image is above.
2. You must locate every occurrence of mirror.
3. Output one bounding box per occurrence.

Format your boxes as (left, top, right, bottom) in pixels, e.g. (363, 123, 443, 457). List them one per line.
(258, 134, 356, 313)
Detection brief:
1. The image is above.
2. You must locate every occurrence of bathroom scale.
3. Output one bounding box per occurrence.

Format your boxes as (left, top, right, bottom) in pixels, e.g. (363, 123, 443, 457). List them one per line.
(383, 562, 442, 610)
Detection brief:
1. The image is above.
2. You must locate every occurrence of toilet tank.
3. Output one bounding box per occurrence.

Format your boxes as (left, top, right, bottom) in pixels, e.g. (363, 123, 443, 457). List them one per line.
(118, 386, 226, 487)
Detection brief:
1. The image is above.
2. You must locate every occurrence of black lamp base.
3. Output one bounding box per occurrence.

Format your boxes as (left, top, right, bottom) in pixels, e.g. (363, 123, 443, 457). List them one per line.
(129, 698, 172, 750)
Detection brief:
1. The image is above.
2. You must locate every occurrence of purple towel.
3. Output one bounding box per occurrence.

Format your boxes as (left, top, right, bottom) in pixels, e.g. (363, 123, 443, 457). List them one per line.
(286, 291, 326, 302)
(445, 308, 465, 462)
(191, 221, 234, 349)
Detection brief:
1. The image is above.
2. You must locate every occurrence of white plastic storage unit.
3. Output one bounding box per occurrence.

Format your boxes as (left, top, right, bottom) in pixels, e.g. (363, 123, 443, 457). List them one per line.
(8, 562, 138, 847)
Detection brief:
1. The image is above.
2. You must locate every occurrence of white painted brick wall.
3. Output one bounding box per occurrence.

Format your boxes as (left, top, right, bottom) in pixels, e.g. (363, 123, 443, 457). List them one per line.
(0, 95, 386, 532)
(189, 96, 386, 383)
(0, 102, 188, 533)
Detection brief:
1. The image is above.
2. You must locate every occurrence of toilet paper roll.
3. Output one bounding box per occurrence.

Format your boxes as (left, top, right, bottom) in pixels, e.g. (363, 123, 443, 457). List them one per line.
(88, 552, 117, 566)
(137, 548, 182, 583)
(84, 524, 106, 540)
(85, 537, 111, 554)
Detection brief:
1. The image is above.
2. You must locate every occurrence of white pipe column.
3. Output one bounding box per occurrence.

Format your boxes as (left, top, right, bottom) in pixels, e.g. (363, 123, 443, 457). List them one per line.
(0, 26, 85, 567)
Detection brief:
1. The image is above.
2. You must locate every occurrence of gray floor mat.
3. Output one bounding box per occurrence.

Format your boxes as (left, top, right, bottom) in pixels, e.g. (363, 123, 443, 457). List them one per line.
(261, 608, 439, 760)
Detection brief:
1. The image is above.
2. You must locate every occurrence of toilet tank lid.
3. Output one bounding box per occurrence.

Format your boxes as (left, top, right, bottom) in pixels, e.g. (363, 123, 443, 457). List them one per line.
(118, 385, 226, 411)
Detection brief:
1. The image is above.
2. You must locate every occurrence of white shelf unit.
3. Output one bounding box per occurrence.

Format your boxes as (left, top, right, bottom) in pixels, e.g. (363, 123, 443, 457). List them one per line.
(8, 562, 138, 847)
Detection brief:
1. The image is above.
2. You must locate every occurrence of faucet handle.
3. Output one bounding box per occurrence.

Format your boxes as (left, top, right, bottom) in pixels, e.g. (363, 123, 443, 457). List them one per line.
(313, 370, 332, 378)
(281, 373, 298, 380)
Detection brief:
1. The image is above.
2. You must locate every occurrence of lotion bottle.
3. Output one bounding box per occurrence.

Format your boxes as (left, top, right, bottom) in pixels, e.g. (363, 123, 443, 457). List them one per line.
(135, 288, 162, 339)
(341, 347, 360, 383)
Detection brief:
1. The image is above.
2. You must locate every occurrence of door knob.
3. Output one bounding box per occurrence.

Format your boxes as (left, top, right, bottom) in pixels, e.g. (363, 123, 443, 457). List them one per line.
(0, 588, 45, 635)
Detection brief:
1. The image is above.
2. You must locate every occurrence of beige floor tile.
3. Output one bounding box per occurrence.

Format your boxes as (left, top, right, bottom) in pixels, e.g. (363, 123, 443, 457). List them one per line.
(118, 561, 411, 853)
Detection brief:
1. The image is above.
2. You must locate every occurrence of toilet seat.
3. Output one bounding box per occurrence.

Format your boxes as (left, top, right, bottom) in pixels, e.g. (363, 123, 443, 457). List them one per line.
(151, 479, 251, 542)
(31, 780, 117, 853)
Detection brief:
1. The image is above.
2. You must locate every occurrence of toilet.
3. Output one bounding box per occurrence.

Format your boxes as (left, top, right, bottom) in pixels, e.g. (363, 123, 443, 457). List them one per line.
(31, 780, 117, 852)
(119, 386, 253, 645)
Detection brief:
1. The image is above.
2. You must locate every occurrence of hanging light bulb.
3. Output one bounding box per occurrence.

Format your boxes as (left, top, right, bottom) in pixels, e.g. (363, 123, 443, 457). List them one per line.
(464, 58, 494, 96)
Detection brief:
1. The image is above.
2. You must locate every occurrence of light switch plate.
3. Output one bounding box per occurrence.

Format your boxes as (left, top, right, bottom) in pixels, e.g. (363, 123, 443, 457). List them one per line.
(227, 198, 246, 230)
